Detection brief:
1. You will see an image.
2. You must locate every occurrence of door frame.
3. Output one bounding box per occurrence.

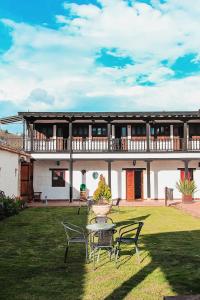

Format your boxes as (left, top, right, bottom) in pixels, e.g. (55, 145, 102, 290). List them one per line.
(126, 169, 135, 201)
(125, 168, 145, 201)
(20, 161, 34, 201)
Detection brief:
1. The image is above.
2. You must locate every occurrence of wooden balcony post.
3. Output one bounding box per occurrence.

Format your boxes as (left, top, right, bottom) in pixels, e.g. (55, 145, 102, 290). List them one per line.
(146, 122, 150, 152)
(111, 125, 115, 139)
(29, 123, 34, 152)
(169, 124, 174, 150)
(69, 120, 72, 154)
(183, 160, 189, 179)
(22, 118, 25, 150)
(183, 122, 188, 151)
(107, 120, 111, 151)
(69, 120, 73, 202)
(69, 159, 73, 202)
(146, 160, 151, 199)
(89, 124, 92, 139)
(107, 160, 112, 190)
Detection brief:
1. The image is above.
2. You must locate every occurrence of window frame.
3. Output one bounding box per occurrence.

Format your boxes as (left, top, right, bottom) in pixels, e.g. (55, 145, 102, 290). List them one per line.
(92, 124, 107, 137)
(131, 125, 146, 137)
(73, 124, 89, 137)
(50, 169, 67, 187)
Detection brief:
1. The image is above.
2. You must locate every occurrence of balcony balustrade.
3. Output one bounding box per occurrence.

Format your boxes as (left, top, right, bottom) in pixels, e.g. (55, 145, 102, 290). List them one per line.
(1, 137, 200, 153)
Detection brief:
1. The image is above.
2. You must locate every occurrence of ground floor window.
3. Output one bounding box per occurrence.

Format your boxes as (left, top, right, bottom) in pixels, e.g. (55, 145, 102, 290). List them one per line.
(51, 169, 66, 187)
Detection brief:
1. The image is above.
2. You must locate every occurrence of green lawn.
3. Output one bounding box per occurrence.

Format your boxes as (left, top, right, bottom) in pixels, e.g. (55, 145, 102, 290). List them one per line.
(0, 206, 200, 300)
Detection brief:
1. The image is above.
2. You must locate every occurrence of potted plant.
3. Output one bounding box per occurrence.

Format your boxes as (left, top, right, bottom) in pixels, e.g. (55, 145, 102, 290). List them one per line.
(92, 174, 112, 216)
(80, 183, 87, 200)
(176, 179, 197, 203)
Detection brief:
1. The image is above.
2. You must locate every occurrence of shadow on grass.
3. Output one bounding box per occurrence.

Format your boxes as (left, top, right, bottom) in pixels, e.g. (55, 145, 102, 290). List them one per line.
(104, 229, 200, 300)
(115, 214, 151, 228)
(0, 207, 88, 300)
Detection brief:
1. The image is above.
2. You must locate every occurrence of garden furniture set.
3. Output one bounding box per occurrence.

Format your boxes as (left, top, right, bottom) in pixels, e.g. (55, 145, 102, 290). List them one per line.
(62, 216, 144, 269)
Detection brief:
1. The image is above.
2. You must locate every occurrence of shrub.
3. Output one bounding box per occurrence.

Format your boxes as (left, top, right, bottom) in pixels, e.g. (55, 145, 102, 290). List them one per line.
(0, 194, 26, 219)
(93, 174, 112, 204)
(176, 179, 197, 196)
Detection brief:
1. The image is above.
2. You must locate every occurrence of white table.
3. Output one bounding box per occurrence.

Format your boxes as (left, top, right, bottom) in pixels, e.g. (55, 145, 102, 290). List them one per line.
(86, 223, 116, 232)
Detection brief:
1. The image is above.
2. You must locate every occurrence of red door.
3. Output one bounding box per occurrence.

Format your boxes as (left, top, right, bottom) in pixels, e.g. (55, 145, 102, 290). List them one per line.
(21, 162, 33, 201)
(180, 169, 193, 181)
(126, 170, 135, 201)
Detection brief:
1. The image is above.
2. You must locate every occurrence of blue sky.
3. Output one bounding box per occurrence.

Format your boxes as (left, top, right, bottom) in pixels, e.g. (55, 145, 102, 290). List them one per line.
(1, 0, 200, 132)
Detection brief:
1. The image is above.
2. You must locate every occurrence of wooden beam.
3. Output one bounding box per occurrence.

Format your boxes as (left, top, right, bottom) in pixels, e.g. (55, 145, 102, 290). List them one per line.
(146, 161, 151, 199)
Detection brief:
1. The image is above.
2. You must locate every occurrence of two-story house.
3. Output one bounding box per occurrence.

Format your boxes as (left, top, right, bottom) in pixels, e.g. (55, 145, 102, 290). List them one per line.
(19, 111, 200, 201)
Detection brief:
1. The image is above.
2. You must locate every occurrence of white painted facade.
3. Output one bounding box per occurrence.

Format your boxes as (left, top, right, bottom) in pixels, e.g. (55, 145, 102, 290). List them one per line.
(20, 110, 200, 202)
(0, 148, 21, 197)
(33, 159, 200, 201)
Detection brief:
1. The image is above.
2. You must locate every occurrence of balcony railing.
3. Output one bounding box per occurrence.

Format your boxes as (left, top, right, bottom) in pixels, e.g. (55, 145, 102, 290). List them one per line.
(1, 137, 200, 153)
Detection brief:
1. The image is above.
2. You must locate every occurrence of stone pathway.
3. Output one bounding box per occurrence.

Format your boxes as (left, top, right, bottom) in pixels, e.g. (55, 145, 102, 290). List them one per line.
(171, 201, 200, 218)
(28, 199, 179, 208)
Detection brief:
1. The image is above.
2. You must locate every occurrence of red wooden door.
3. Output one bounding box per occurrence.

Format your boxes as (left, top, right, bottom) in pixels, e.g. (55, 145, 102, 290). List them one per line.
(21, 162, 33, 201)
(126, 170, 135, 201)
(180, 169, 193, 181)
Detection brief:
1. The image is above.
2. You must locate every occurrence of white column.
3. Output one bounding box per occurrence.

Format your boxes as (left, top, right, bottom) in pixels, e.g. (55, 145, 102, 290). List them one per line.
(53, 125, 57, 139)
(170, 124, 173, 150)
(53, 124, 57, 151)
(112, 125, 115, 139)
(89, 124, 92, 139)
(170, 125, 173, 139)
(88, 124, 92, 151)
(127, 125, 131, 139)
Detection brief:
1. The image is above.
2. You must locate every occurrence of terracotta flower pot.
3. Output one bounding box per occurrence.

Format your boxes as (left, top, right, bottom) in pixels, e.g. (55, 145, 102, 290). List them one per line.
(182, 194, 193, 203)
(92, 204, 112, 217)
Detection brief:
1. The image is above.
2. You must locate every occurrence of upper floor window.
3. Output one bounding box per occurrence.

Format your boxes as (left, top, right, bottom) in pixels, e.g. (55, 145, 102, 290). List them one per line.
(56, 124, 69, 138)
(121, 126, 127, 137)
(173, 125, 183, 137)
(73, 125, 89, 137)
(92, 125, 107, 137)
(151, 125, 170, 137)
(34, 124, 53, 139)
(189, 124, 200, 137)
(132, 125, 146, 136)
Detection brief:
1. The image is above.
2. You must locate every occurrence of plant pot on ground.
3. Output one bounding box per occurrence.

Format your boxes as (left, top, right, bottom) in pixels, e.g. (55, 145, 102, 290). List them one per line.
(92, 174, 112, 216)
(176, 179, 197, 203)
(80, 184, 87, 201)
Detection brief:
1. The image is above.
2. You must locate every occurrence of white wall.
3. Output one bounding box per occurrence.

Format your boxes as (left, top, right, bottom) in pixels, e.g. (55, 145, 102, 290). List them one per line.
(33, 159, 200, 200)
(151, 160, 183, 199)
(189, 161, 200, 199)
(0, 149, 20, 197)
(33, 160, 70, 200)
(151, 160, 200, 199)
(73, 161, 108, 199)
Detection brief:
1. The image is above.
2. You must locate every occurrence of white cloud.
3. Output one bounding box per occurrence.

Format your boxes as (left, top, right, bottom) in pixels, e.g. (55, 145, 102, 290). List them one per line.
(1, 0, 200, 113)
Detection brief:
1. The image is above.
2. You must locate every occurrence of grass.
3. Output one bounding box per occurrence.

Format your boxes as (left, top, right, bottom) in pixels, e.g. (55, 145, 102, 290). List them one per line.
(0, 206, 200, 300)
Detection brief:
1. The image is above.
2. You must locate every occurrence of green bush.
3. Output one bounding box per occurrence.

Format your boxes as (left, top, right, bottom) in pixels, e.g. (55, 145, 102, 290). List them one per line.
(93, 174, 112, 204)
(176, 179, 197, 196)
(0, 195, 26, 219)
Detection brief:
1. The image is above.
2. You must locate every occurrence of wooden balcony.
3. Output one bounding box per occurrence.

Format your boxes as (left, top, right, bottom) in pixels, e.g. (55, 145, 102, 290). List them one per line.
(2, 137, 200, 153)
(22, 137, 197, 152)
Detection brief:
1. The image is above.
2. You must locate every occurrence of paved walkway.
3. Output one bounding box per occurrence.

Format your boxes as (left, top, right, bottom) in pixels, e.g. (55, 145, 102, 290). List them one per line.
(28, 199, 200, 218)
(171, 201, 200, 218)
(28, 199, 180, 208)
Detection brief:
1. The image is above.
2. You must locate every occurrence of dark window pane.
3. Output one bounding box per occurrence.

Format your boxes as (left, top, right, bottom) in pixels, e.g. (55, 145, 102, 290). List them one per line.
(92, 125, 107, 137)
(132, 125, 146, 136)
(121, 127, 127, 137)
(52, 170, 65, 187)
